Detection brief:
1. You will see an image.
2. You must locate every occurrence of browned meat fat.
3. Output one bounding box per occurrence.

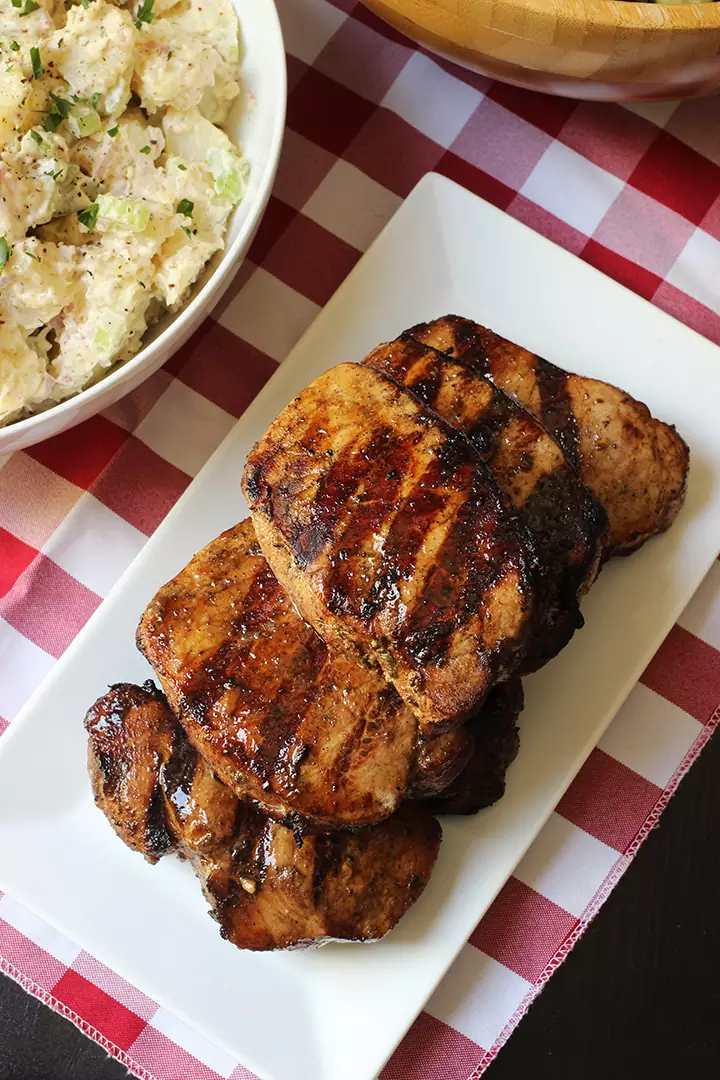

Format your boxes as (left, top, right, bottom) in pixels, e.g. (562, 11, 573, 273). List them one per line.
(410, 315, 689, 557)
(243, 362, 540, 732)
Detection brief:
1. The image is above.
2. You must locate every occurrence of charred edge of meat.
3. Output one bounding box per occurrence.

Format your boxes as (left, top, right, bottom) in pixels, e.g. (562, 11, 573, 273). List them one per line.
(421, 680, 523, 815)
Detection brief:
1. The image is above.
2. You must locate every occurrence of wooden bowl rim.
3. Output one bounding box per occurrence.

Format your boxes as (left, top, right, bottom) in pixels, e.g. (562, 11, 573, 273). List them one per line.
(373, 0, 720, 33)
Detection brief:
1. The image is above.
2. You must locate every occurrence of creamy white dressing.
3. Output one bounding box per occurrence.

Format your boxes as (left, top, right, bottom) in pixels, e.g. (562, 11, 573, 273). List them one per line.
(0, 0, 248, 426)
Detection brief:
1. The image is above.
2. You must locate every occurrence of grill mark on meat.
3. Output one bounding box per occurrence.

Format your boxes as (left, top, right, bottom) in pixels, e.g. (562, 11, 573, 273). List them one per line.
(249, 636, 329, 782)
(425, 313, 484, 362)
(464, 388, 515, 463)
(410, 315, 689, 558)
(139, 521, 418, 829)
(95, 749, 117, 793)
(401, 475, 509, 667)
(365, 334, 607, 671)
(411, 317, 582, 466)
(393, 334, 510, 465)
(311, 833, 342, 907)
(183, 626, 329, 786)
(534, 359, 581, 470)
(323, 434, 410, 617)
(161, 726, 200, 823)
(244, 364, 539, 727)
(229, 560, 284, 636)
(324, 424, 483, 628)
(393, 334, 445, 407)
(294, 428, 391, 572)
(321, 705, 367, 794)
(366, 482, 450, 623)
(363, 434, 494, 641)
(146, 783, 173, 856)
(521, 466, 601, 603)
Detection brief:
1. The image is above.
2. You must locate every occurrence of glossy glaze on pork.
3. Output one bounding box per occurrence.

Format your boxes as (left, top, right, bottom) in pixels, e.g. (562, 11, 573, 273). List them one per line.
(85, 683, 442, 951)
(137, 520, 418, 832)
(244, 362, 540, 732)
(364, 335, 608, 670)
(85, 311, 690, 955)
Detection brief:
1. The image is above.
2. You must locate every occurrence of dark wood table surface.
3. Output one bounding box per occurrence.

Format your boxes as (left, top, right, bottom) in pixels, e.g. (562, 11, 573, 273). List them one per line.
(3, 726, 720, 1080)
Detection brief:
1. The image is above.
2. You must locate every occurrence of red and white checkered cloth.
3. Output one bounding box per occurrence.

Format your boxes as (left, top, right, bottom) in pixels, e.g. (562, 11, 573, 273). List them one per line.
(2, 1, 720, 1077)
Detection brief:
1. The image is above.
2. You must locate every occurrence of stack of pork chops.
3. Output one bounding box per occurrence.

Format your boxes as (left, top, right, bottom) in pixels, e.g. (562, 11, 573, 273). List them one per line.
(85, 316, 689, 951)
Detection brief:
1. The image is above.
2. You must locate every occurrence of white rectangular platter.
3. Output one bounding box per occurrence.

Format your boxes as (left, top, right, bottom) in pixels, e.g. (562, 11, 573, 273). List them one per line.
(1, 173, 720, 1080)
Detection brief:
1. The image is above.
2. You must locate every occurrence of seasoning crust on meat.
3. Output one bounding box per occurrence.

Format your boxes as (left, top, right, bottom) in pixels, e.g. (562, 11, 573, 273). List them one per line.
(411, 315, 689, 556)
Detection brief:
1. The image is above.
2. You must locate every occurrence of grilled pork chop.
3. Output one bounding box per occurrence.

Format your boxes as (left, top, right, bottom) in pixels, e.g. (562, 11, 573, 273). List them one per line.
(365, 335, 607, 670)
(85, 683, 441, 950)
(244, 363, 539, 732)
(422, 679, 523, 815)
(85, 679, 237, 861)
(137, 520, 418, 832)
(410, 316, 689, 556)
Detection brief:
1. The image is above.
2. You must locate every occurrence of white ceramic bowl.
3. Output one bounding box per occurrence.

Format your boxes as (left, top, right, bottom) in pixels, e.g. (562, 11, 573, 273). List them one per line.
(0, 0, 286, 456)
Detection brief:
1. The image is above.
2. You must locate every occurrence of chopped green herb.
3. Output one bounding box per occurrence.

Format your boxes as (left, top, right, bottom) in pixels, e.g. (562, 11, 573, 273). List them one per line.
(108, 125, 119, 137)
(43, 92, 72, 131)
(50, 169, 62, 179)
(20, 0, 41, 14)
(82, 0, 89, 7)
(176, 198, 194, 217)
(0, 237, 9, 270)
(167, 50, 172, 59)
(77, 203, 99, 230)
(91, 92, 99, 109)
(30, 129, 43, 145)
(11, 0, 22, 8)
(134, 0, 154, 28)
(49, 92, 71, 117)
(10, 41, 20, 51)
(177, 163, 187, 171)
(29, 46, 42, 78)
(181, 225, 192, 238)
(26, 250, 40, 262)
(138, 144, 150, 154)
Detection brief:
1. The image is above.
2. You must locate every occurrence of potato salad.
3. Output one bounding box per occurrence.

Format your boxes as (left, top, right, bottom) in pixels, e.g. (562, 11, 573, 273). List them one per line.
(0, 0, 248, 426)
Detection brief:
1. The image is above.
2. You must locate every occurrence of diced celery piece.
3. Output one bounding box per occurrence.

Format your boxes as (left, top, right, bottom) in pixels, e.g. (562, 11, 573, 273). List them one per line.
(206, 147, 248, 205)
(68, 105, 101, 139)
(94, 311, 126, 358)
(96, 194, 150, 232)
